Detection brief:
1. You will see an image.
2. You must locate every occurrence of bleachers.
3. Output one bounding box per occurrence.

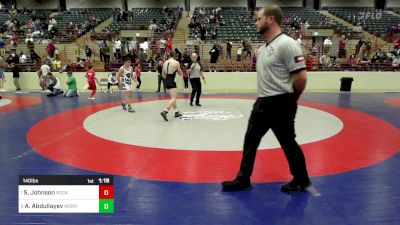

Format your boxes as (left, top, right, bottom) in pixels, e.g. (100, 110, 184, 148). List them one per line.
(327, 7, 400, 37)
(189, 7, 335, 42)
(106, 8, 182, 33)
(390, 8, 400, 15)
(53, 8, 117, 30)
(0, 12, 32, 41)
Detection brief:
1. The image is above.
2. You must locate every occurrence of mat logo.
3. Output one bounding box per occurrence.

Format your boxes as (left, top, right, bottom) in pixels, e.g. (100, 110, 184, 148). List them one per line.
(359, 10, 382, 20)
(179, 110, 244, 121)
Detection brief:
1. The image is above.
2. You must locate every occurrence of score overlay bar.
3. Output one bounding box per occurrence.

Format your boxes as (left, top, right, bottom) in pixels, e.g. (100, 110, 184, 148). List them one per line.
(18, 175, 114, 213)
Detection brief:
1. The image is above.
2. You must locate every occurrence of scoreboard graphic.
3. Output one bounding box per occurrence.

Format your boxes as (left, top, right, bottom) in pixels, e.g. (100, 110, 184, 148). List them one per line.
(18, 175, 114, 213)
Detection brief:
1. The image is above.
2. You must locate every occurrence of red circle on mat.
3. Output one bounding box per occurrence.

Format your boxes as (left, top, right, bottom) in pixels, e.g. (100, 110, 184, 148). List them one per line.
(0, 96, 42, 113)
(384, 96, 400, 108)
(27, 96, 400, 183)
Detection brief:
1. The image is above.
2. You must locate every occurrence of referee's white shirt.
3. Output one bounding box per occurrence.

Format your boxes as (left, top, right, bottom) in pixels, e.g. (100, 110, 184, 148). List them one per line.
(256, 33, 306, 97)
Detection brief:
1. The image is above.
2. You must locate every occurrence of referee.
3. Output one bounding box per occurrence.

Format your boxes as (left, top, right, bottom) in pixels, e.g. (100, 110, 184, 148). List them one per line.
(222, 5, 311, 192)
(187, 52, 206, 106)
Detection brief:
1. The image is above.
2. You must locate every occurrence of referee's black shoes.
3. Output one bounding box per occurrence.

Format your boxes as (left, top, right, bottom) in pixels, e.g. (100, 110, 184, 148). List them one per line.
(221, 178, 252, 191)
(281, 180, 312, 192)
(222, 178, 311, 192)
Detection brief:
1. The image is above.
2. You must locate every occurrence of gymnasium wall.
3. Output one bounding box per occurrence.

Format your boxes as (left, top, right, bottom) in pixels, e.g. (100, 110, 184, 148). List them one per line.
(128, 0, 184, 9)
(17, 0, 58, 9)
(66, 0, 122, 9)
(387, 0, 400, 8)
(256, 0, 302, 7)
(16, 0, 304, 10)
(321, 0, 374, 7)
(3, 72, 400, 92)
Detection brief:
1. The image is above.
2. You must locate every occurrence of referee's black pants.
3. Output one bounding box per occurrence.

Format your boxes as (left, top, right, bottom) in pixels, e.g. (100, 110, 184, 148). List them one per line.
(238, 93, 310, 185)
(190, 78, 201, 104)
(157, 75, 166, 93)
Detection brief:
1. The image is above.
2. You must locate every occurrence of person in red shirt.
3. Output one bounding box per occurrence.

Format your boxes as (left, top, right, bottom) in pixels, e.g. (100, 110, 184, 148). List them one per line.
(394, 36, 400, 49)
(306, 54, 313, 71)
(166, 37, 173, 52)
(85, 65, 98, 99)
(47, 41, 56, 58)
(338, 35, 348, 58)
(135, 64, 142, 91)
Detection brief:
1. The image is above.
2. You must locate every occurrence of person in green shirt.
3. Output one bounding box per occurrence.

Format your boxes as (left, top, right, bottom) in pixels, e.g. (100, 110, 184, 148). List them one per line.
(64, 71, 78, 97)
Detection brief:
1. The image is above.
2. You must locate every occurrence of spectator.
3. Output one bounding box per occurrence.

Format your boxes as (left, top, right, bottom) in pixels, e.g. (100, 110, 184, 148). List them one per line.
(370, 54, 379, 71)
(186, 38, 194, 50)
(7, 50, 21, 91)
(107, 71, 118, 93)
(174, 48, 182, 63)
(139, 38, 149, 53)
(53, 55, 62, 70)
(99, 40, 105, 62)
(135, 64, 142, 91)
(347, 54, 358, 70)
(138, 48, 146, 64)
(0, 39, 5, 56)
(159, 36, 167, 56)
(166, 37, 173, 52)
(128, 49, 137, 65)
(0, 57, 4, 91)
(114, 38, 122, 59)
(103, 43, 110, 64)
(71, 57, 85, 70)
(182, 48, 191, 65)
(376, 49, 386, 62)
(47, 40, 56, 58)
(127, 38, 135, 53)
(306, 54, 314, 71)
(392, 55, 400, 68)
(353, 23, 363, 36)
(25, 36, 34, 44)
(226, 40, 232, 59)
(356, 39, 366, 55)
(85, 45, 92, 62)
(182, 64, 189, 91)
(237, 44, 243, 61)
(393, 36, 400, 49)
(209, 44, 219, 64)
(155, 58, 166, 93)
(147, 56, 156, 70)
(338, 35, 348, 58)
(19, 52, 27, 64)
(296, 35, 302, 45)
(323, 37, 332, 53)
(11, 32, 19, 46)
(27, 38, 35, 53)
(38, 58, 52, 91)
(244, 39, 252, 59)
(319, 53, 331, 69)
(30, 50, 41, 63)
(46, 73, 63, 97)
(302, 20, 310, 30)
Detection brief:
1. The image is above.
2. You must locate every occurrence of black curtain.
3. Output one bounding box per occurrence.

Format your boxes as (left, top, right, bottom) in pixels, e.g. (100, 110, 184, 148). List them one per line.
(375, 0, 386, 10)
(248, 0, 256, 11)
(58, 0, 66, 12)
(185, 0, 190, 11)
(121, 0, 128, 12)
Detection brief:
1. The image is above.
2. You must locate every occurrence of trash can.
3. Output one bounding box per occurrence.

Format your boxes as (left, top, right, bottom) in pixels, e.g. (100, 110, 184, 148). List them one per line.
(340, 77, 354, 92)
